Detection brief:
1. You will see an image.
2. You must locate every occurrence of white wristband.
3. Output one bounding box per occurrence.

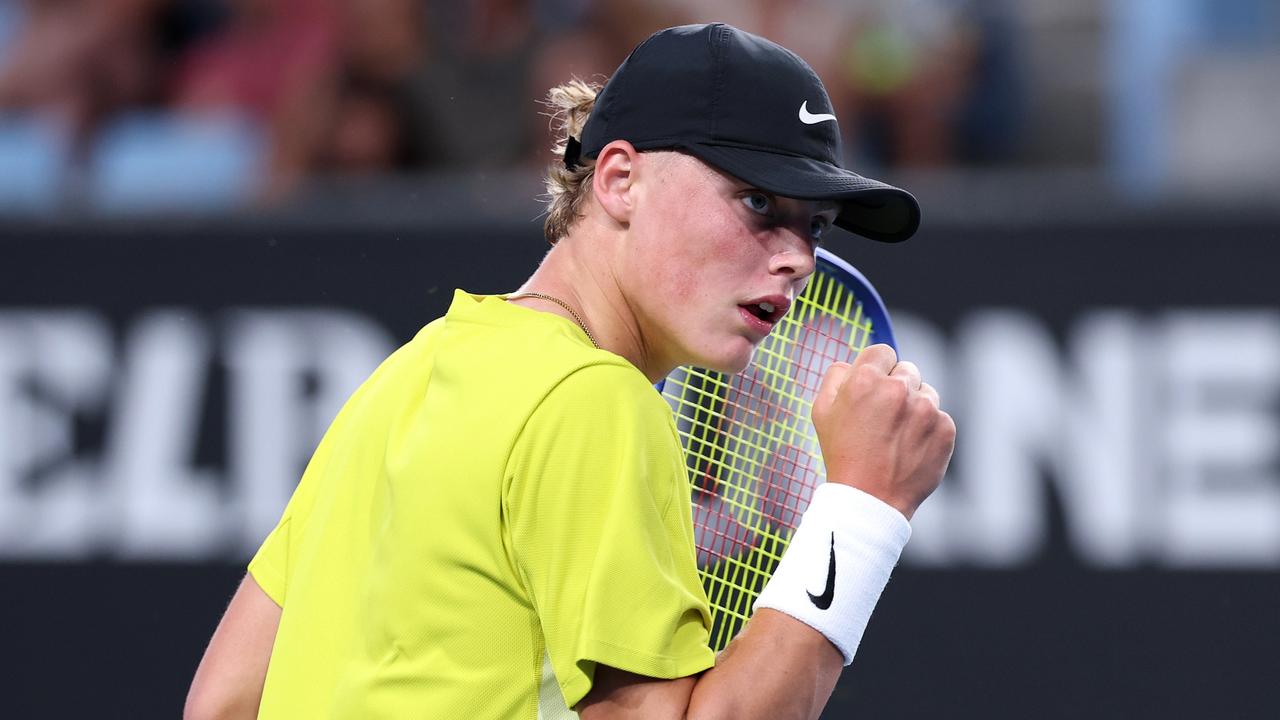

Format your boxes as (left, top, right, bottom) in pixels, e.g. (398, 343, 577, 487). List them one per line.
(753, 483, 911, 665)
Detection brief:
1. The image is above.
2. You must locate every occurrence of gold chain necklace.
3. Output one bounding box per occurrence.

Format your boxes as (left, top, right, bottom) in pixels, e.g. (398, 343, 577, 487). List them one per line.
(506, 292, 600, 349)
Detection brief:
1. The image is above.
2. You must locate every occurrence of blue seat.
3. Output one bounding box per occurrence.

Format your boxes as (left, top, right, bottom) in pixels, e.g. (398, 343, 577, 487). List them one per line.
(0, 114, 70, 212)
(89, 112, 268, 212)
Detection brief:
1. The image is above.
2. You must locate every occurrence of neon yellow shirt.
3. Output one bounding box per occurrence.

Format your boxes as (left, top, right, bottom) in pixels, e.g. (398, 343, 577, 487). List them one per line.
(249, 290, 714, 718)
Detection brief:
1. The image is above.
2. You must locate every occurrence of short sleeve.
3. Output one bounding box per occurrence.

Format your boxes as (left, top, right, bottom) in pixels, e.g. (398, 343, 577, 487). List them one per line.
(504, 363, 715, 708)
(248, 515, 290, 606)
(247, 408, 337, 608)
(245, 369, 358, 609)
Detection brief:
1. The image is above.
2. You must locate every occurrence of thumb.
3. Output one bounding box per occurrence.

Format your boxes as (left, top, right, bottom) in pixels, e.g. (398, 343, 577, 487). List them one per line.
(815, 361, 855, 414)
(852, 343, 898, 375)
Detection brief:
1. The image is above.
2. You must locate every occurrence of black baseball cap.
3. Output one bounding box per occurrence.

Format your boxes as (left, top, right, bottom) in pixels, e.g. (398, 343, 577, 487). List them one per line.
(565, 23, 921, 243)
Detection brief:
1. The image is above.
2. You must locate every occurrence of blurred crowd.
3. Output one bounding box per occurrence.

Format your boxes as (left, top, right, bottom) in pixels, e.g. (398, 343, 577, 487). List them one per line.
(0, 0, 1020, 210)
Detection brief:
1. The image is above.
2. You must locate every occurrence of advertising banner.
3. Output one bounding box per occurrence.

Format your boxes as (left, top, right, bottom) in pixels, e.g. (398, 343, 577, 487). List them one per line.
(2, 214, 1276, 718)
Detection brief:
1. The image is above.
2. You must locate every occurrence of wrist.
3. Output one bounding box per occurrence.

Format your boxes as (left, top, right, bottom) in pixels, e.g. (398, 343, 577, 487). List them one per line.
(753, 483, 911, 665)
(826, 478, 917, 521)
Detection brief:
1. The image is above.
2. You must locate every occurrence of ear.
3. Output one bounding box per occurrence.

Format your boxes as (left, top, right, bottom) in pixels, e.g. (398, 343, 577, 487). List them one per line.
(591, 140, 639, 225)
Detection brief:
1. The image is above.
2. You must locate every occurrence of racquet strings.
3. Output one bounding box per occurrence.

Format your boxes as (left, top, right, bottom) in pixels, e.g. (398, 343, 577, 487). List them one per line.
(662, 269, 878, 651)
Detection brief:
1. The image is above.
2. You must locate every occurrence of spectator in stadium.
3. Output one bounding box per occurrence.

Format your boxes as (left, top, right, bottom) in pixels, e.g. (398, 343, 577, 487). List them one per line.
(403, 0, 540, 169)
(0, 0, 166, 151)
(170, 0, 341, 200)
(311, 0, 426, 175)
(832, 0, 982, 167)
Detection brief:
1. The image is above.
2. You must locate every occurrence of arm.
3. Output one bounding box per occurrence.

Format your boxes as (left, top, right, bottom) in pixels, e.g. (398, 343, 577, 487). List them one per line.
(579, 345, 955, 719)
(580, 609, 842, 720)
(184, 573, 282, 720)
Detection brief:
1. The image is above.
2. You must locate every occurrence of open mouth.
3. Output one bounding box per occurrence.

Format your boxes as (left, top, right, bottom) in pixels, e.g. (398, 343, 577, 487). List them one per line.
(739, 298, 789, 327)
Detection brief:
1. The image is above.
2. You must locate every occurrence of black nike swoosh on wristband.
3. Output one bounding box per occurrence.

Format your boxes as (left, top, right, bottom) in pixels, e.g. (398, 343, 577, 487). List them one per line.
(807, 532, 836, 610)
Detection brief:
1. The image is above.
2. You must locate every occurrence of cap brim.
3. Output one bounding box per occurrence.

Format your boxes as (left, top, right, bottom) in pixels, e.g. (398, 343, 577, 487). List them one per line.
(680, 143, 921, 243)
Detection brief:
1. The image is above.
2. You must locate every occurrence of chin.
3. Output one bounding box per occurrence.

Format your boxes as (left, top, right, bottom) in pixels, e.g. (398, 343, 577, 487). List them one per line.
(695, 342, 755, 376)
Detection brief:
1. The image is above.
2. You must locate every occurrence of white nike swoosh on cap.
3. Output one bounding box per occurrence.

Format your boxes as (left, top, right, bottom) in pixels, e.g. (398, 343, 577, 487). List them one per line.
(798, 101, 837, 125)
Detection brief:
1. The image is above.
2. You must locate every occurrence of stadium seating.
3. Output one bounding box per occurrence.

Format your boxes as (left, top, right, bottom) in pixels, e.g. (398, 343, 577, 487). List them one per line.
(0, 114, 71, 211)
(88, 111, 267, 213)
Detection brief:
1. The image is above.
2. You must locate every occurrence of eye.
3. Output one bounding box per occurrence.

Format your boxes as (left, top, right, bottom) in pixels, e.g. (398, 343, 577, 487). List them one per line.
(741, 191, 773, 216)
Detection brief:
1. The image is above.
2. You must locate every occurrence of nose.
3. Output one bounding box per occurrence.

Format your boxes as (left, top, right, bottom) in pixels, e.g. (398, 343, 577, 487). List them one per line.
(767, 230, 818, 280)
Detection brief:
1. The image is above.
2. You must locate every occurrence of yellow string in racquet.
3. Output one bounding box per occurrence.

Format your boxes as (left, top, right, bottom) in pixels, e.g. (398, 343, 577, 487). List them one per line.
(661, 250, 892, 651)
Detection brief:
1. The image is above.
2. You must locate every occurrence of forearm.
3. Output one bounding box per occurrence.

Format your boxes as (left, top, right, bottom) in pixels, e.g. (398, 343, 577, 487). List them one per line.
(582, 484, 913, 720)
(686, 609, 843, 720)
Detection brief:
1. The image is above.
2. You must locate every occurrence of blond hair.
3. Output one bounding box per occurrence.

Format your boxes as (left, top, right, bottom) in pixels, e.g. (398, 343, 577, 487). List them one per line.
(542, 78, 601, 244)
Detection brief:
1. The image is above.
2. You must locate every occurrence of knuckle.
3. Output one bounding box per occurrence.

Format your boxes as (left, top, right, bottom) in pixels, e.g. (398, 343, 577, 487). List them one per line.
(852, 363, 882, 387)
(919, 383, 941, 405)
(892, 360, 919, 377)
(881, 376, 910, 403)
(908, 392, 935, 415)
(938, 411, 958, 441)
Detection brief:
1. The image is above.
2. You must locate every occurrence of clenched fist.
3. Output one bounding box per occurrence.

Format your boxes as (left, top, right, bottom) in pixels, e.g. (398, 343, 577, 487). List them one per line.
(811, 344, 955, 520)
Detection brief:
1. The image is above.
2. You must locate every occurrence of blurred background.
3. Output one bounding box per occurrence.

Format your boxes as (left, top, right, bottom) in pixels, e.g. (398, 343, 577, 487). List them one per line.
(1, 0, 1277, 717)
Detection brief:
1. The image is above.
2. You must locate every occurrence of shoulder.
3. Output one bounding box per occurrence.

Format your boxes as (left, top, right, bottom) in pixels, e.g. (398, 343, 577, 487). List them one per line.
(537, 359, 672, 429)
(511, 360, 684, 506)
(510, 359, 681, 478)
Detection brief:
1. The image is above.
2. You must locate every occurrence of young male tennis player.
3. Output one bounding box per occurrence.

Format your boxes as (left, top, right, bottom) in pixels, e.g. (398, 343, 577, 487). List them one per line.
(186, 23, 954, 720)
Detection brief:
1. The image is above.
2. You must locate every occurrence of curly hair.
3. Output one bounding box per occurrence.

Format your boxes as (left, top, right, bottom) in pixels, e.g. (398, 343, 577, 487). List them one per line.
(541, 78, 601, 244)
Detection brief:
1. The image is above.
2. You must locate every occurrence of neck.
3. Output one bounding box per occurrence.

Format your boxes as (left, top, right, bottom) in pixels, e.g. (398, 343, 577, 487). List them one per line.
(511, 231, 672, 384)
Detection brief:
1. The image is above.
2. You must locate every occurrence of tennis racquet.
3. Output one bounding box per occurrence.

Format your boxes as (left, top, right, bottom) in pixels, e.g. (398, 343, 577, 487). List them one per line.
(659, 247, 896, 651)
